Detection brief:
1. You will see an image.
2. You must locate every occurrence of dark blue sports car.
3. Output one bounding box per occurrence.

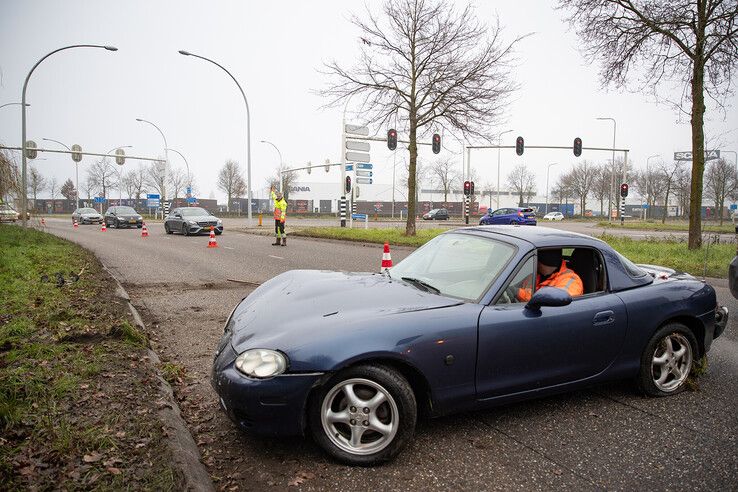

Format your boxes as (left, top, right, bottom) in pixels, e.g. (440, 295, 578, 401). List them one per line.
(212, 226, 728, 465)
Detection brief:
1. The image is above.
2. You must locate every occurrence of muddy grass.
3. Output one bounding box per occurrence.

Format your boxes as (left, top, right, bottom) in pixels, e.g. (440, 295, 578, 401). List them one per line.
(0, 224, 178, 489)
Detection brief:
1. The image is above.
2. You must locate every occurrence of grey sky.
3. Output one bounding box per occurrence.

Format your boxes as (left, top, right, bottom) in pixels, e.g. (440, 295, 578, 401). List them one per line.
(1, 0, 736, 202)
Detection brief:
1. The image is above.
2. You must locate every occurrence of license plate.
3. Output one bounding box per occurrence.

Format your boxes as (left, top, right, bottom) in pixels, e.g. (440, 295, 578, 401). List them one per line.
(129, 219, 136, 223)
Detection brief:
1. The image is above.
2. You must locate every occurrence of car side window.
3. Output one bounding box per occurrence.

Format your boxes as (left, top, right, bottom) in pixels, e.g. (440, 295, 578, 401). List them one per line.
(495, 256, 536, 305)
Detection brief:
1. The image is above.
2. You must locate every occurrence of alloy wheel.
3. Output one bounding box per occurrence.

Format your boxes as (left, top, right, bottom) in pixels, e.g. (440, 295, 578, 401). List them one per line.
(651, 333, 692, 392)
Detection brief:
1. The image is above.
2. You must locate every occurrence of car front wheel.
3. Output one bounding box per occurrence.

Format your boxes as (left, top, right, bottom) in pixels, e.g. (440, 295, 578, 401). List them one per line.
(165, 223, 172, 234)
(181, 224, 189, 236)
(309, 364, 417, 466)
(638, 323, 697, 397)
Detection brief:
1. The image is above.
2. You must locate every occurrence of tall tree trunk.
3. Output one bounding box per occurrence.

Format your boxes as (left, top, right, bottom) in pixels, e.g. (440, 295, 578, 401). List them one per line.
(662, 182, 671, 224)
(599, 197, 603, 217)
(688, 7, 706, 249)
(406, 112, 418, 236)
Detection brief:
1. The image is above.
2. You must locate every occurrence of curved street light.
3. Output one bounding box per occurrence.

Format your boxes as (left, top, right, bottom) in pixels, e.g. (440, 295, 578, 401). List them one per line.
(260, 140, 283, 191)
(42, 138, 76, 206)
(179, 49, 253, 221)
(545, 162, 559, 215)
(1, 102, 30, 110)
(165, 147, 192, 205)
(21, 44, 117, 227)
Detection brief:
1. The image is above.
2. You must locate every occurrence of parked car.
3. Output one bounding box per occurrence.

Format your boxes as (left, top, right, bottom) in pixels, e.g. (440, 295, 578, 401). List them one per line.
(543, 211, 564, 221)
(72, 207, 103, 225)
(103, 206, 143, 229)
(422, 208, 449, 220)
(0, 203, 20, 222)
(212, 226, 728, 465)
(164, 207, 223, 236)
(479, 207, 536, 225)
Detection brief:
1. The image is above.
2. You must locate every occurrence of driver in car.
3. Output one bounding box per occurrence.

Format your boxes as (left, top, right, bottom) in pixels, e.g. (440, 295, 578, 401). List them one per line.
(517, 249, 584, 302)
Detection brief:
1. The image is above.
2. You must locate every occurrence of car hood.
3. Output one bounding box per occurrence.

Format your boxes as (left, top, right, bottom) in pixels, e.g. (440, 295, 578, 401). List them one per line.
(229, 270, 463, 354)
(80, 212, 101, 217)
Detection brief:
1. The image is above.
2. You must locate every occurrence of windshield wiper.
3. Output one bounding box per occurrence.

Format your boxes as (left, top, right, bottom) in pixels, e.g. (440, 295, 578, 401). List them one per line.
(401, 277, 441, 295)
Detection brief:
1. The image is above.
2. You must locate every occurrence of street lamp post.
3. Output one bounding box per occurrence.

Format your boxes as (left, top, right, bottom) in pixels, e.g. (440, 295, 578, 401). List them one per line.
(596, 117, 617, 222)
(20, 44, 117, 227)
(260, 140, 283, 192)
(545, 162, 559, 215)
(165, 147, 192, 206)
(179, 50, 253, 222)
(41, 138, 75, 207)
(136, 118, 168, 210)
(0, 102, 30, 110)
(497, 129, 514, 208)
(645, 154, 660, 220)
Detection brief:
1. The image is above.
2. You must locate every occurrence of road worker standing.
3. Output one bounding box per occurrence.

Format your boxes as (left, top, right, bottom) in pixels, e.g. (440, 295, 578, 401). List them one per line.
(271, 186, 287, 246)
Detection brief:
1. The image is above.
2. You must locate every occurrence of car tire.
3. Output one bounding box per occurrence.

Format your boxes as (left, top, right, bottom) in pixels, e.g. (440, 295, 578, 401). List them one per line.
(137, 224, 142, 229)
(510, 220, 516, 225)
(215, 230, 222, 236)
(308, 364, 417, 466)
(181, 224, 189, 236)
(165, 223, 172, 234)
(637, 323, 697, 397)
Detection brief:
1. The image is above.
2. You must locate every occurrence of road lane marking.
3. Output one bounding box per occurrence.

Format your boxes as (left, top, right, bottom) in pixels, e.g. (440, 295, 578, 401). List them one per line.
(224, 246, 234, 250)
(268, 255, 284, 260)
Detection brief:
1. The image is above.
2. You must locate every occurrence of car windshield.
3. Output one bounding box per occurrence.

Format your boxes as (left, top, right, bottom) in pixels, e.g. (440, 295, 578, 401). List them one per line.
(180, 207, 210, 216)
(116, 206, 137, 214)
(79, 208, 97, 214)
(428, 209, 439, 214)
(388, 232, 515, 302)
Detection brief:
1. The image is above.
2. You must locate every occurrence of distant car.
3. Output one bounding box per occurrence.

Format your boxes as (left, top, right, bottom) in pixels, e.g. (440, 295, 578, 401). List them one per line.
(543, 211, 564, 221)
(0, 203, 20, 222)
(422, 208, 449, 220)
(164, 207, 223, 236)
(479, 207, 536, 226)
(104, 206, 143, 229)
(72, 207, 103, 225)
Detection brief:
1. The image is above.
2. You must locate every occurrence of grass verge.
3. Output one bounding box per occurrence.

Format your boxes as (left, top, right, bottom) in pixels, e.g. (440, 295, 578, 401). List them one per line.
(0, 224, 177, 490)
(597, 220, 735, 234)
(291, 226, 733, 278)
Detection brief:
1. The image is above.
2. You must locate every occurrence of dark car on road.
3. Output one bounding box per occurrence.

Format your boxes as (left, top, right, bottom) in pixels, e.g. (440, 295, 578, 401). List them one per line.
(104, 206, 143, 229)
(422, 208, 449, 220)
(212, 226, 728, 465)
(72, 207, 103, 225)
(165, 207, 223, 236)
(480, 207, 536, 225)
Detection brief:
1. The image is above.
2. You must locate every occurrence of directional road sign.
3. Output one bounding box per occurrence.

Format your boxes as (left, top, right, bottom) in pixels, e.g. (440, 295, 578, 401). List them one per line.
(186, 197, 197, 203)
(352, 213, 367, 220)
(346, 140, 370, 152)
(345, 164, 354, 171)
(356, 178, 373, 184)
(146, 193, 160, 208)
(357, 163, 373, 169)
(94, 196, 106, 203)
(731, 204, 737, 211)
(345, 151, 370, 163)
(356, 170, 373, 177)
(345, 124, 369, 136)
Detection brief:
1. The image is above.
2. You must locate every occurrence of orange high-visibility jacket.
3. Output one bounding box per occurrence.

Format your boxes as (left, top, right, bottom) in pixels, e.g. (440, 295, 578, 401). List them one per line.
(272, 191, 287, 222)
(517, 260, 584, 302)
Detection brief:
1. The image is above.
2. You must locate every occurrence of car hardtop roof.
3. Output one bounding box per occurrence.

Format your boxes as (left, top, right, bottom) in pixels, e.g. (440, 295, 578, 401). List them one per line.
(454, 225, 608, 249)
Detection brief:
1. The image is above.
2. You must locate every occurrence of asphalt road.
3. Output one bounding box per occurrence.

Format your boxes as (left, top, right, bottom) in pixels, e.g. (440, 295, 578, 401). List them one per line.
(37, 218, 738, 490)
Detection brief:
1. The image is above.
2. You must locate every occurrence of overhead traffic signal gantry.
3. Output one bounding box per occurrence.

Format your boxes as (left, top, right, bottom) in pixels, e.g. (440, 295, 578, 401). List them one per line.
(516, 136, 524, 156)
(573, 137, 582, 157)
(432, 133, 441, 154)
(387, 129, 397, 151)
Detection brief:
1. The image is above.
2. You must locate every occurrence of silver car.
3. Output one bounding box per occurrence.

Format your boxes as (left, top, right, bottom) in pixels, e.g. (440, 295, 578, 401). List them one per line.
(164, 207, 223, 236)
(72, 207, 103, 225)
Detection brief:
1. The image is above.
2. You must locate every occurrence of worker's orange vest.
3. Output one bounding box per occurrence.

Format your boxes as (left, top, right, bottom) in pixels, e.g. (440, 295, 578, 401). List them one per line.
(518, 260, 583, 301)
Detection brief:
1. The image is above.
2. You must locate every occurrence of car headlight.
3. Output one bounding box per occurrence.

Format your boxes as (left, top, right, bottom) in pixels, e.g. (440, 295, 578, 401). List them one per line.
(188, 220, 198, 225)
(234, 349, 287, 378)
(136, 216, 142, 220)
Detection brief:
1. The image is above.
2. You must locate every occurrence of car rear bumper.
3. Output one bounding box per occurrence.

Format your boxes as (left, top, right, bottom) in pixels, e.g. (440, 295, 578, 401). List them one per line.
(212, 344, 321, 436)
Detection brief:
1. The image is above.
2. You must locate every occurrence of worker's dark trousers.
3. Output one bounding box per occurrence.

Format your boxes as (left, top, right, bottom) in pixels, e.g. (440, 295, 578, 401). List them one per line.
(274, 219, 285, 238)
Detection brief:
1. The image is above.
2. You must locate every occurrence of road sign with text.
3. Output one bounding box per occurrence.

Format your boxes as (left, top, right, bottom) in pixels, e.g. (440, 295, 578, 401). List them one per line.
(345, 124, 369, 136)
(345, 151, 370, 162)
(356, 170, 373, 177)
(356, 178, 373, 184)
(357, 163, 373, 169)
(674, 150, 720, 161)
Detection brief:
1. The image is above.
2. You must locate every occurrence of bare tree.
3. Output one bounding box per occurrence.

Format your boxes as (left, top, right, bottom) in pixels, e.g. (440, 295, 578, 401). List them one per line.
(0, 148, 21, 203)
(704, 158, 738, 225)
(27, 166, 46, 210)
(591, 164, 610, 217)
(673, 165, 692, 219)
(48, 177, 58, 203)
(60, 178, 76, 202)
(632, 165, 668, 213)
(568, 161, 597, 216)
(125, 165, 147, 202)
(658, 160, 684, 223)
(145, 160, 169, 202)
(321, 0, 525, 235)
(558, 0, 738, 248)
(429, 157, 459, 205)
(168, 167, 188, 202)
(81, 179, 95, 204)
(507, 163, 536, 207)
(87, 158, 118, 198)
(218, 160, 247, 211)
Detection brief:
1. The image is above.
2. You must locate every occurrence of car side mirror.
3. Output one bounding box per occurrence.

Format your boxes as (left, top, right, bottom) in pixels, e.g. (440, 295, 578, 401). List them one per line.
(525, 287, 572, 311)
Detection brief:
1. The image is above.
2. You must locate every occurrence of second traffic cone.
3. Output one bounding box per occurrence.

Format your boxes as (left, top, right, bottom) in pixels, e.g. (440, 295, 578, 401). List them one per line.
(73, 219, 78, 228)
(101, 222, 107, 232)
(207, 226, 218, 248)
(381, 242, 392, 272)
(141, 222, 149, 238)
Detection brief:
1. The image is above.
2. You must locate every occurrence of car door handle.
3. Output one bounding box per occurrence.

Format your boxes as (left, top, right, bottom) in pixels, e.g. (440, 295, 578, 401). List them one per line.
(593, 310, 615, 326)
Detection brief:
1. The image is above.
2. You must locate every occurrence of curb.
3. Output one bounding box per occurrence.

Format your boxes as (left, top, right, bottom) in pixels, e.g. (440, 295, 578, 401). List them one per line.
(105, 265, 215, 492)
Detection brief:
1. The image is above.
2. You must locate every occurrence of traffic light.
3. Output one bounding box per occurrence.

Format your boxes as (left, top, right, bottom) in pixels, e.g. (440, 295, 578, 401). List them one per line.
(573, 137, 582, 157)
(432, 133, 441, 154)
(516, 136, 524, 156)
(463, 180, 471, 196)
(345, 176, 352, 194)
(469, 181, 475, 196)
(620, 183, 629, 198)
(387, 129, 397, 151)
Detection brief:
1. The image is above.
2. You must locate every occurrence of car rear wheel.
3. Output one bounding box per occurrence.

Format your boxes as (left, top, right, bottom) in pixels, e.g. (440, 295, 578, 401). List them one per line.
(638, 323, 696, 397)
(309, 364, 416, 466)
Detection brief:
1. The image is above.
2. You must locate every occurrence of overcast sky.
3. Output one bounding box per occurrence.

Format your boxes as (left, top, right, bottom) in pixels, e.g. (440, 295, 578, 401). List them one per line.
(1, 0, 736, 202)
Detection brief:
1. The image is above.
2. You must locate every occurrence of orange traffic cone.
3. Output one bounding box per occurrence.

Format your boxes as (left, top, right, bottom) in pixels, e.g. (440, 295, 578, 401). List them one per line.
(73, 219, 78, 228)
(101, 222, 107, 232)
(207, 226, 218, 248)
(141, 222, 149, 238)
(381, 242, 392, 272)
(41, 217, 46, 226)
